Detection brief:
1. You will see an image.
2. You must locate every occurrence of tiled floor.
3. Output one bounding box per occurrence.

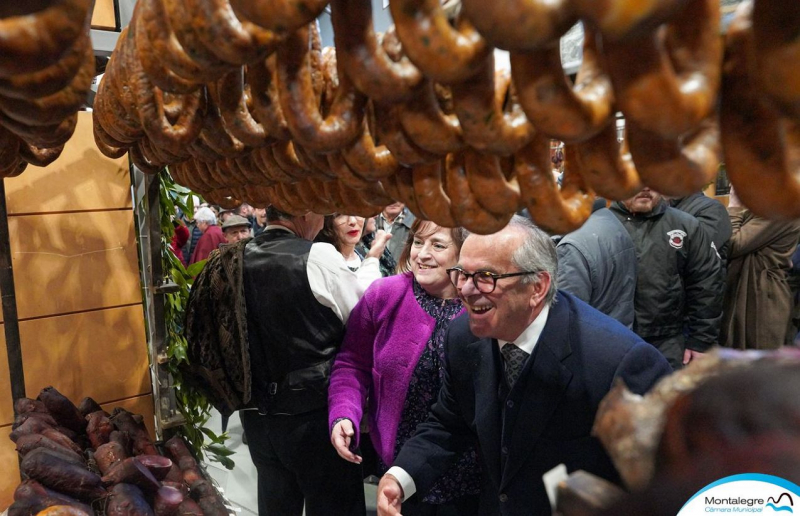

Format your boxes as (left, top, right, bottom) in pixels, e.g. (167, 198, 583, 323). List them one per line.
(203, 410, 259, 516)
(202, 410, 378, 516)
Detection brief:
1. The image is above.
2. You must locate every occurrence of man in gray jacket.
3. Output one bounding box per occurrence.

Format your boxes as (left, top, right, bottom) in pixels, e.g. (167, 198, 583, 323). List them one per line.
(556, 206, 637, 328)
(376, 202, 415, 263)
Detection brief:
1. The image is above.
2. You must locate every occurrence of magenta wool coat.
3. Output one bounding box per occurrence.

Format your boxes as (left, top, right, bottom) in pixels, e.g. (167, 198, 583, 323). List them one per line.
(328, 272, 465, 466)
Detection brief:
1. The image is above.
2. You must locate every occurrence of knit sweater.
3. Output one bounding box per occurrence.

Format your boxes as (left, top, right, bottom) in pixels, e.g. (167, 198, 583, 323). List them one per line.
(328, 273, 465, 466)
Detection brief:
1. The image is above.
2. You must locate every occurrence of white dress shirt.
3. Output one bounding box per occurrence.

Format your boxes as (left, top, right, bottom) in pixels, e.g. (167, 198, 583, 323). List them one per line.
(264, 225, 381, 323)
(498, 303, 550, 355)
(386, 303, 551, 500)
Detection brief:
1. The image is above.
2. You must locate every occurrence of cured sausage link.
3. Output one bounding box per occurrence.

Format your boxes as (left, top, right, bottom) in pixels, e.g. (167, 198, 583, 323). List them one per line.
(0, 0, 92, 77)
(604, 0, 722, 139)
(575, 0, 688, 41)
(331, 0, 422, 102)
(229, 0, 329, 34)
(277, 24, 366, 153)
(573, 122, 642, 200)
(752, 0, 800, 122)
(515, 136, 593, 235)
(460, 0, 576, 50)
(510, 27, 614, 143)
(389, 0, 491, 84)
(721, 2, 800, 220)
(451, 54, 535, 156)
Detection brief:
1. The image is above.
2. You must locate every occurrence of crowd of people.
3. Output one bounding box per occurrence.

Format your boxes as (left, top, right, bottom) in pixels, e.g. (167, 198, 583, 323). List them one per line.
(182, 187, 800, 516)
(169, 202, 268, 267)
(554, 186, 800, 359)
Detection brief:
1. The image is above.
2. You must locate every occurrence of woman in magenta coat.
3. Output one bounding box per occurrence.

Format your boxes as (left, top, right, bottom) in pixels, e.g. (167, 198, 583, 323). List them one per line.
(328, 220, 480, 515)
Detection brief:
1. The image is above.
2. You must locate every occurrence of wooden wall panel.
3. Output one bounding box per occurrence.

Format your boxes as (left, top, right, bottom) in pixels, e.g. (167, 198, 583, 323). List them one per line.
(4, 113, 131, 214)
(102, 394, 157, 441)
(20, 306, 149, 407)
(8, 210, 142, 320)
(0, 326, 11, 427)
(0, 107, 153, 512)
(91, 0, 117, 30)
(0, 425, 18, 510)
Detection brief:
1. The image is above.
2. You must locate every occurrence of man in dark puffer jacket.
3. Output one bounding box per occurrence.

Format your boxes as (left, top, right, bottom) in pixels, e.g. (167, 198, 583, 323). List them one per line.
(611, 188, 724, 369)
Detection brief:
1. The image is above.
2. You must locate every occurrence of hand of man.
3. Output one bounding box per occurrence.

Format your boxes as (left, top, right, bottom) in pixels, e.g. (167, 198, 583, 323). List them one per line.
(330, 419, 362, 464)
(367, 230, 392, 260)
(683, 348, 705, 365)
(377, 474, 404, 516)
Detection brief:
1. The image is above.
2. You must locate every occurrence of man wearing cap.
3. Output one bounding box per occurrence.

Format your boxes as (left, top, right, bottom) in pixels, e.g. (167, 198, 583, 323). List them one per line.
(222, 214, 252, 245)
(218, 209, 237, 226)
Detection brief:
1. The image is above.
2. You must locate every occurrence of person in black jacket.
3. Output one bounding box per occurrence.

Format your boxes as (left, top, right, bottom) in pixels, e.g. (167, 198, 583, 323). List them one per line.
(611, 188, 724, 369)
(670, 192, 731, 344)
(671, 192, 732, 260)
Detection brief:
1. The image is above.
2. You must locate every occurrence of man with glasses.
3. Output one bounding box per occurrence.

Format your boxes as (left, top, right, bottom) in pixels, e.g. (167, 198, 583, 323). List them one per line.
(376, 216, 671, 516)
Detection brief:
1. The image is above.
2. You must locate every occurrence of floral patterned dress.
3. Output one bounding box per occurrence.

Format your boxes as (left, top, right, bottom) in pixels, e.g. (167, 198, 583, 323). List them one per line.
(379, 278, 482, 504)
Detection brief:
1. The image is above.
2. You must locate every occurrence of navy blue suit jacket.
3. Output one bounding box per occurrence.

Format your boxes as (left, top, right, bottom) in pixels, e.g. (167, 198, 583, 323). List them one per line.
(393, 291, 672, 515)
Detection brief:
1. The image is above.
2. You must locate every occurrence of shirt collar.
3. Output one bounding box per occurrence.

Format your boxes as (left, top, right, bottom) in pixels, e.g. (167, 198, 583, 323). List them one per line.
(498, 303, 550, 355)
(265, 224, 295, 235)
(379, 210, 406, 229)
(613, 199, 668, 219)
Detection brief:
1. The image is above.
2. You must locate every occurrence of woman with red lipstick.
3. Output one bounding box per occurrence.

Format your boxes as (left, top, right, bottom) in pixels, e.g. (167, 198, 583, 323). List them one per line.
(317, 214, 369, 269)
(328, 220, 481, 516)
(318, 214, 397, 276)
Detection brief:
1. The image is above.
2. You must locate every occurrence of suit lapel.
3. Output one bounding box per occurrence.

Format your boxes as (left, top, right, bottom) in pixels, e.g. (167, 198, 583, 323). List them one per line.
(501, 294, 574, 489)
(472, 338, 503, 488)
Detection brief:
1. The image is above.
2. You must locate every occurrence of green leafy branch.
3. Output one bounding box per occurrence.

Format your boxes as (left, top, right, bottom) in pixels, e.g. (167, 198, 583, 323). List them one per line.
(159, 169, 235, 470)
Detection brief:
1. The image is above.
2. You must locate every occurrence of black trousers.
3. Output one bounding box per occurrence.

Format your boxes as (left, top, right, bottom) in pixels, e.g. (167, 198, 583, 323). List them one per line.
(358, 433, 380, 479)
(241, 408, 366, 516)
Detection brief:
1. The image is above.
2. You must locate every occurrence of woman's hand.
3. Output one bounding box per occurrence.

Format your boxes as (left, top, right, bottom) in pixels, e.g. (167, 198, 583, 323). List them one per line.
(367, 229, 392, 260)
(331, 419, 363, 463)
(728, 185, 742, 208)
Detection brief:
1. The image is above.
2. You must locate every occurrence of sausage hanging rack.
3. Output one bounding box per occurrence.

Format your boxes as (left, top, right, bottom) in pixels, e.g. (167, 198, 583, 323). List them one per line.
(0, 0, 797, 236)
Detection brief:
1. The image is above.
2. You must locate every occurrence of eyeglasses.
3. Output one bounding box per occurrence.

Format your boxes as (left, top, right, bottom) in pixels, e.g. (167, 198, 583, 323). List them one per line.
(446, 267, 540, 294)
(334, 214, 364, 225)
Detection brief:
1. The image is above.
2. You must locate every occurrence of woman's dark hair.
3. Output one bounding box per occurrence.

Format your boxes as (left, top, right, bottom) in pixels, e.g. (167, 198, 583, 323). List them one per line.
(396, 220, 467, 274)
(316, 214, 366, 252)
(315, 214, 343, 251)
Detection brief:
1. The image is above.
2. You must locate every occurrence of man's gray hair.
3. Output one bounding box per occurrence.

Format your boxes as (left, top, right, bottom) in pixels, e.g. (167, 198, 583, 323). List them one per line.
(194, 206, 217, 225)
(507, 215, 559, 305)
